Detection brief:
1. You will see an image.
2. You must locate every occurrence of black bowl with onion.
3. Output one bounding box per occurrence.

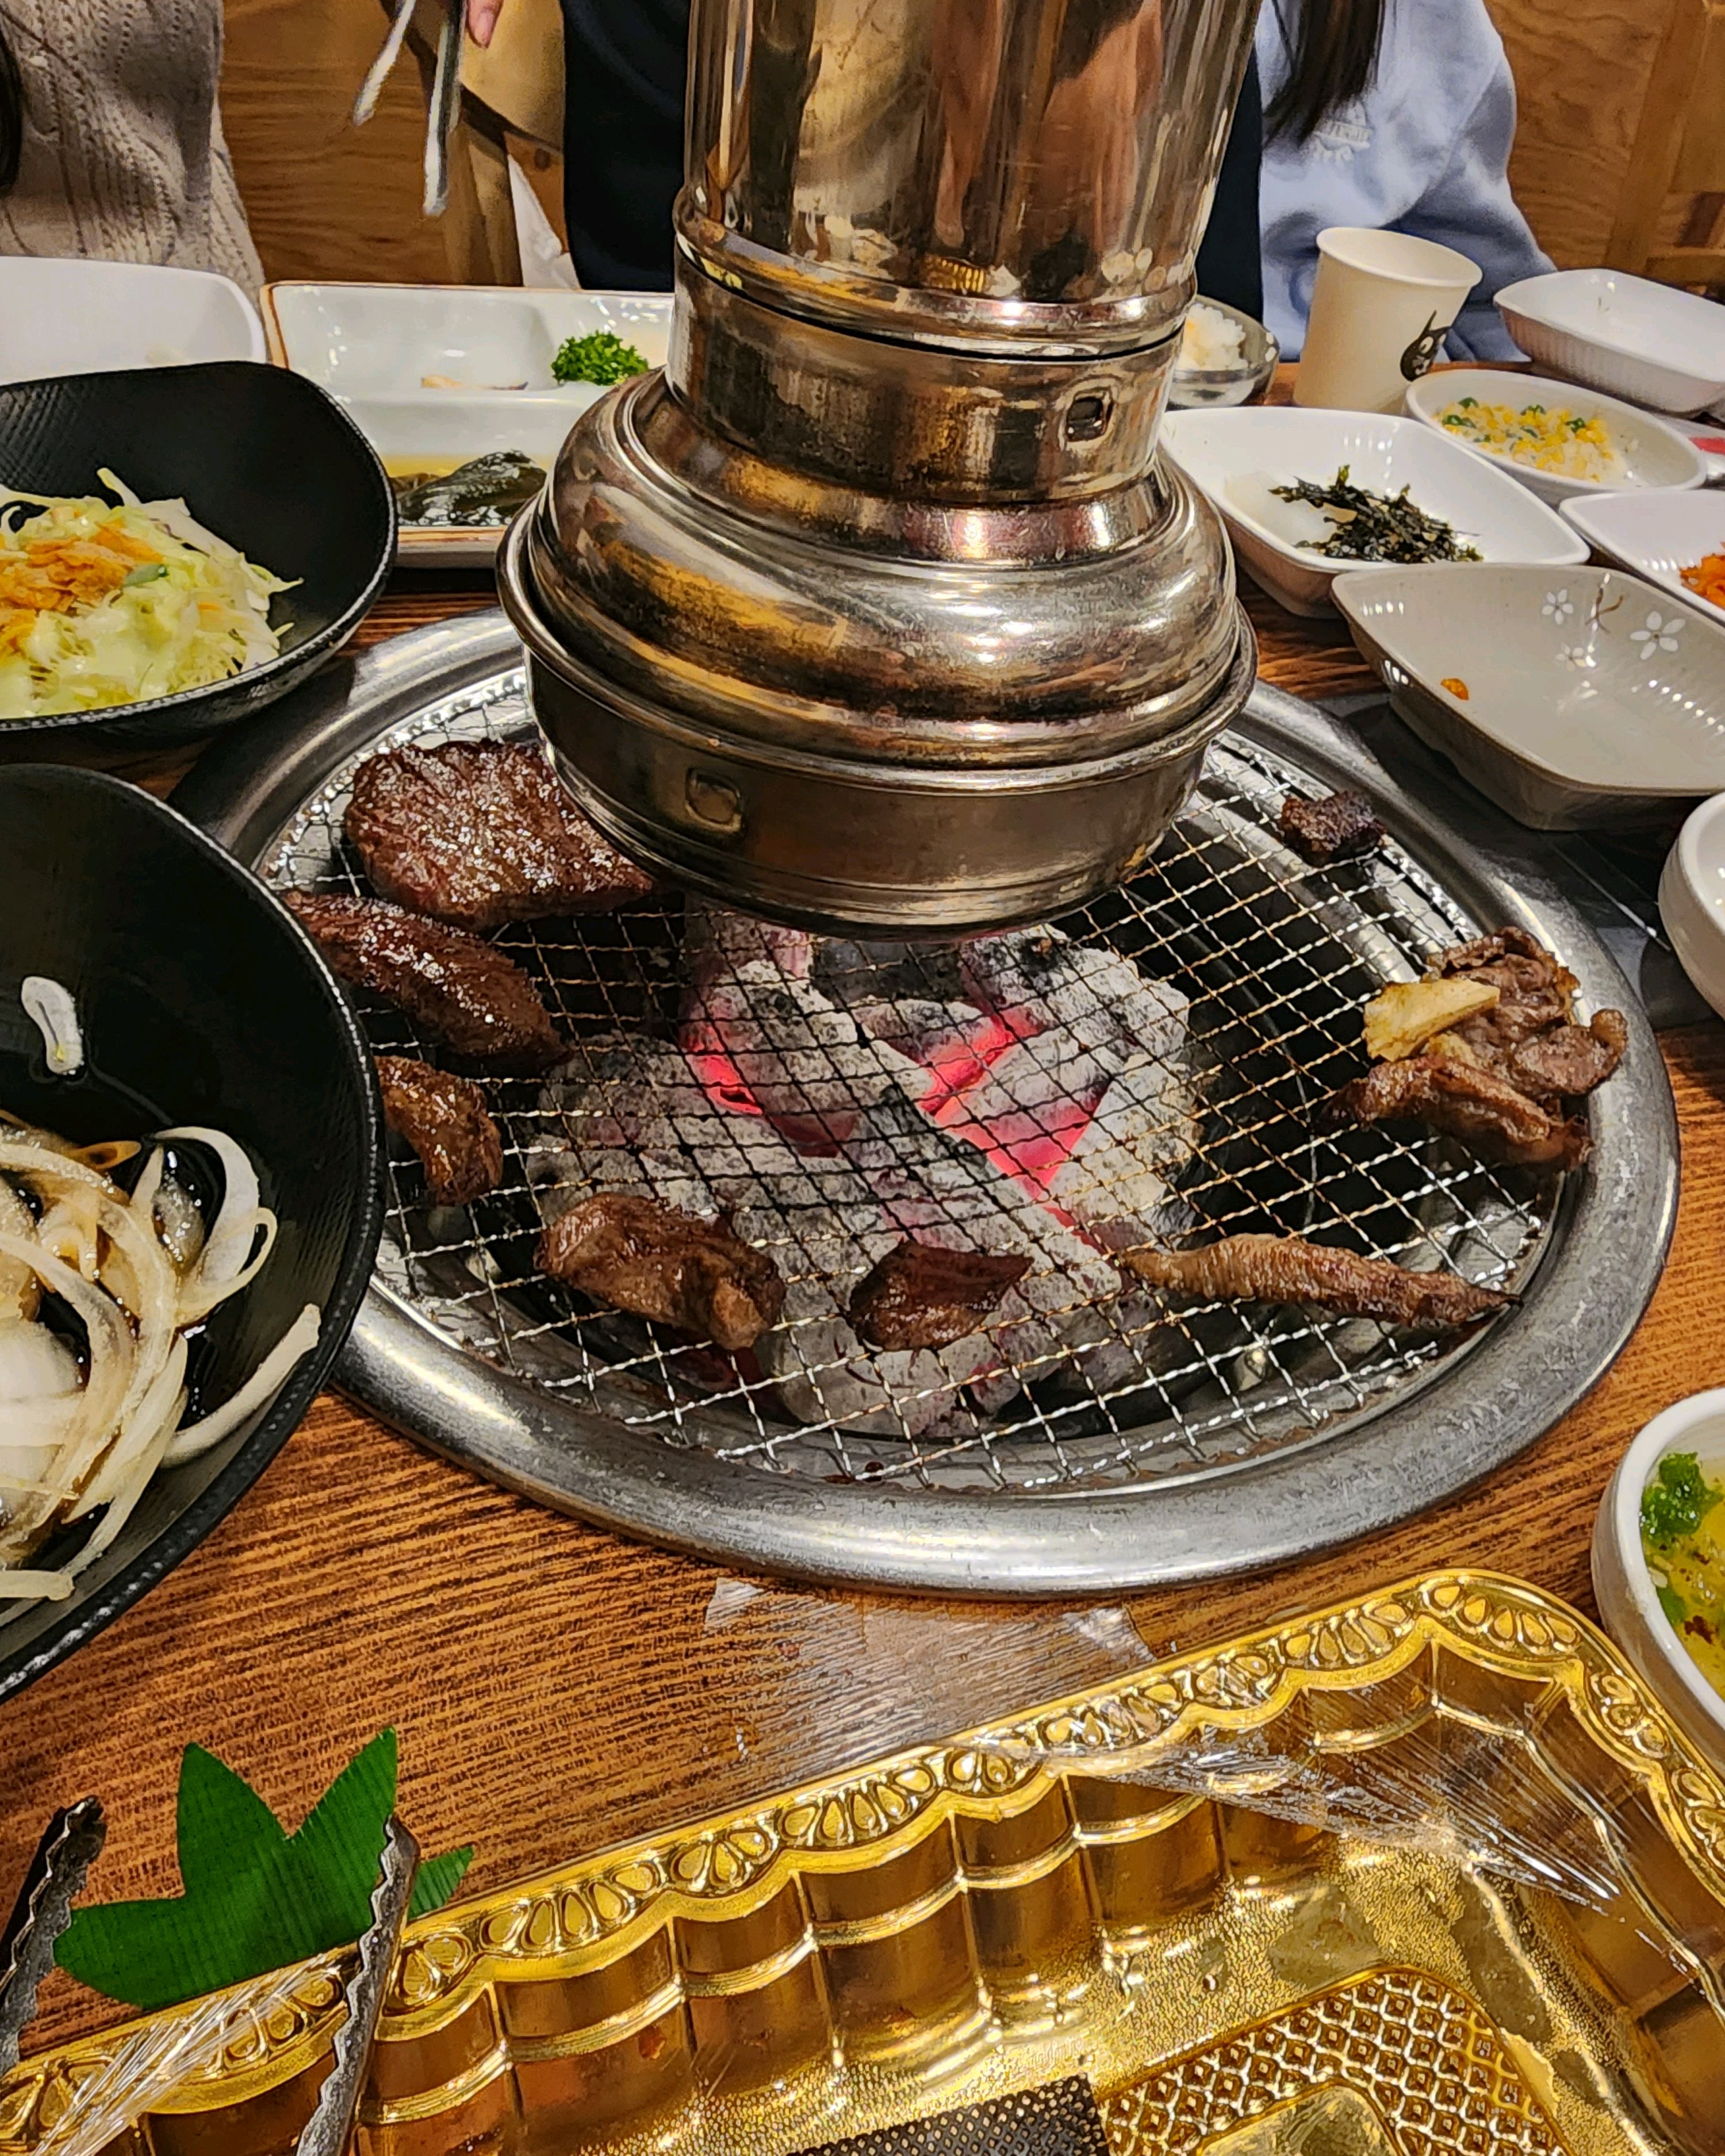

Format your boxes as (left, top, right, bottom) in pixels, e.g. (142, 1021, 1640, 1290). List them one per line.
(0, 764, 381, 1701)
(0, 360, 394, 759)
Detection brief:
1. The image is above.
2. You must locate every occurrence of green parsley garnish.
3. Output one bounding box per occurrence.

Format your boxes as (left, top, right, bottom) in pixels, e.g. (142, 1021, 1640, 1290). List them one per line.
(1641, 1452, 1721, 1551)
(551, 330, 649, 386)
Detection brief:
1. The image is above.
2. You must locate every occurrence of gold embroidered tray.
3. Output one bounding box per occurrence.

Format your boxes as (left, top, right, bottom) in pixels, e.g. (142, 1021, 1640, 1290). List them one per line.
(5, 1570, 1725, 2155)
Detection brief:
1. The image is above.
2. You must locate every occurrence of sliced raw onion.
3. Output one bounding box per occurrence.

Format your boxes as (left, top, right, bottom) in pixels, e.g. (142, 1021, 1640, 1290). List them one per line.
(157, 1127, 259, 1289)
(21, 976, 83, 1076)
(163, 1305, 321, 1464)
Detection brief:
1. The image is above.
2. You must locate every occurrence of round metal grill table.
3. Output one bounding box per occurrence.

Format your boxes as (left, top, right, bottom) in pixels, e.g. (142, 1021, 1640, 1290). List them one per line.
(178, 612, 1678, 1595)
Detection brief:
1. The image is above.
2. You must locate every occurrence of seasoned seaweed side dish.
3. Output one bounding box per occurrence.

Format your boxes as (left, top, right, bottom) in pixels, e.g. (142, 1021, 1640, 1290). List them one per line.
(1272, 464, 1481, 563)
(390, 451, 544, 529)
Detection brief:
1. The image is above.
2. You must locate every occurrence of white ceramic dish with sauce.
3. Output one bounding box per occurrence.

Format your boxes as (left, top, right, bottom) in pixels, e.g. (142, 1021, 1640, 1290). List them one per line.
(263, 284, 672, 565)
(1335, 562, 1725, 828)
(1404, 367, 1707, 504)
(1658, 791, 1725, 1022)
(1160, 406, 1587, 616)
(0, 259, 264, 386)
(1494, 269, 1725, 417)
(1559, 488, 1725, 626)
(1593, 1389, 1725, 1773)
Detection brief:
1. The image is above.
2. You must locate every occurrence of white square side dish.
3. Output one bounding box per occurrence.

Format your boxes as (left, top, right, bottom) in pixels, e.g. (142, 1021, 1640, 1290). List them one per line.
(1335, 562, 1725, 829)
(1559, 488, 1725, 626)
(1404, 366, 1707, 503)
(263, 283, 673, 565)
(1160, 406, 1587, 617)
(0, 258, 265, 385)
(1494, 269, 1725, 416)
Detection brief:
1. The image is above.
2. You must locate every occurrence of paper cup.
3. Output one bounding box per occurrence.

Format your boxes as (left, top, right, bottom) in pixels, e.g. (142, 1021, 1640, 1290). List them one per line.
(1295, 228, 1482, 414)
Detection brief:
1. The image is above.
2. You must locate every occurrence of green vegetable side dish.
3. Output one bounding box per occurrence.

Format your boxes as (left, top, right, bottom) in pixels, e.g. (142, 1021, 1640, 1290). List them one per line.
(1270, 464, 1482, 565)
(1640, 1451, 1725, 1703)
(551, 330, 650, 386)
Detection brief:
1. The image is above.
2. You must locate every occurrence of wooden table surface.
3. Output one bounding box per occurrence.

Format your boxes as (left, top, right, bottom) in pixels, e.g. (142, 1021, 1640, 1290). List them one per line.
(8, 413, 1725, 2063)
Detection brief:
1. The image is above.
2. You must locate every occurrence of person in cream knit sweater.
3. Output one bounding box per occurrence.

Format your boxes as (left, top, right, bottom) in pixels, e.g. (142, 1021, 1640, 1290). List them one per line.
(0, 0, 262, 289)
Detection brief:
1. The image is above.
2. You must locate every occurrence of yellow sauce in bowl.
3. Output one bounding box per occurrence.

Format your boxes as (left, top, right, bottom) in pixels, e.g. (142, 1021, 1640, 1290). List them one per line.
(1641, 1451, 1725, 1700)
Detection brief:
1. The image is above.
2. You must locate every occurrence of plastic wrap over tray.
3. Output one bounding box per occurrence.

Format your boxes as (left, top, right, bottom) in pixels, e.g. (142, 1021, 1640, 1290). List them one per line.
(5, 1572, 1725, 2154)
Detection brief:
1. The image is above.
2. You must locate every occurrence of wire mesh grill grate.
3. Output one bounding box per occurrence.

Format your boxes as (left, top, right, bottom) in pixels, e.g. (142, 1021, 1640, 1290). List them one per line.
(262, 670, 1557, 1497)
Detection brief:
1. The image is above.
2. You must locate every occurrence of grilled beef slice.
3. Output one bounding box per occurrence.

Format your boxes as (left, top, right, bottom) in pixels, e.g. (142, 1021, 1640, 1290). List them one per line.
(536, 1191, 786, 1352)
(1278, 789, 1386, 865)
(1122, 1233, 1510, 1329)
(346, 739, 654, 929)
(1323, 1053, 1592, 1170)
(375, 1055, 503, 1204)
(285, 892, 564, 1073)
(847, 1239, 1032, 1351)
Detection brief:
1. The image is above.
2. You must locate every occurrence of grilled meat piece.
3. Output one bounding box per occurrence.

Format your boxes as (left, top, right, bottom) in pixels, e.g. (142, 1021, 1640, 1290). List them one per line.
(1505, 1010, 1626, 1100)
(285, 892, 564, 1073)
(1278, 789, 1385, 865)
(847, 1239, 1032, 1351)
(1324, 1053, 1591, 1169)
(1122, 1233, 1510, 1329)
(536, 1191, 785, 1352)
(345, 739, 653, 929)
(375, 1055, 502, 1205)
(1430, 927, 1580, 1073)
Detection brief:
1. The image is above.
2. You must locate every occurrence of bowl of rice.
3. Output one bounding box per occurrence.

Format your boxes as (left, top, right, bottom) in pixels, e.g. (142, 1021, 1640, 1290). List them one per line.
(1168, 298, 1279, 409)
(1404, 367, 1707, 504)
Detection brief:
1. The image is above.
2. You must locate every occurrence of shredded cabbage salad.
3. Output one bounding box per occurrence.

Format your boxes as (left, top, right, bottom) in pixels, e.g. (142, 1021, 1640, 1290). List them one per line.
(0, 470, 292, 720)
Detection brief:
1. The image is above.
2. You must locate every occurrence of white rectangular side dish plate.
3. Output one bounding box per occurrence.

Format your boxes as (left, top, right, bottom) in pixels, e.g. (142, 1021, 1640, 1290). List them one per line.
(1559, 488, 1725, 626)
(1494, 268, 1725, 416)
(263, 283, 673, 566)
(1160, 406, 1588, 617)
(0, 258, 265, 385)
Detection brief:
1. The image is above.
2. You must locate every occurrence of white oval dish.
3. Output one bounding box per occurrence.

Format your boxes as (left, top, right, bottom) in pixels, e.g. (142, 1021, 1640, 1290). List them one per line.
(1404, 367, 1707, 504)
(1658, 791, 1725, 1021)
(1494, 269, 1725, 417)
(1335, 562, 1725, 829)
(1593, 1389, 1725, 1772)
(1559, 488, 1725, 626)
(0, 258, 264, 385)
(1160, 406, 1587, 617)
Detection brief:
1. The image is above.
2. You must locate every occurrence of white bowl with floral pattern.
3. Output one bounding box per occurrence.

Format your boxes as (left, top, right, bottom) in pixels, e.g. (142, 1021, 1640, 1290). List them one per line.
(1335, 563, 1725, 829)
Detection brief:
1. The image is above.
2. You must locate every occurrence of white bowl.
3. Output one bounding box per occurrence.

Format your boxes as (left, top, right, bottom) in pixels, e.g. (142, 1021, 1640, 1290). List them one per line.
(1658, 792, 1725, 1021)
(0, 258, 264, 385)
(1160, 406, 1587, 616)
(1593, 1388, 1725, 1771)
(263, 283, 673, 564)
(1403, 367, 1707, 504)
(1559, 488, 1725, 626)
(1495, 269, 1725, 417)
(1335, 563, 1725, 829)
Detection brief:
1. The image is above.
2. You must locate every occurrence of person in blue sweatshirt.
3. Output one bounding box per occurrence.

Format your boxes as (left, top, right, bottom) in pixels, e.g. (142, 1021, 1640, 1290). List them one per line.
(1256, 0, 1553, 360)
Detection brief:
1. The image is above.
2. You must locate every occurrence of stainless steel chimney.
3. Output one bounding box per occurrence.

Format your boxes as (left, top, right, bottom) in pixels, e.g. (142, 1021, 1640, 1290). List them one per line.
(500, 0, 1261, 935)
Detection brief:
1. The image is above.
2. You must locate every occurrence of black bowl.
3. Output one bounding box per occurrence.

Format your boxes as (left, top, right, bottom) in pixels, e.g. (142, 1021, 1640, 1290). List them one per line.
(0, 360, 394, 757)
(0, 765, 382, 1701)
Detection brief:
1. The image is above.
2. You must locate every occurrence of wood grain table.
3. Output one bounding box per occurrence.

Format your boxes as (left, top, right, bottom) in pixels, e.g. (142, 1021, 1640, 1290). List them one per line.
(7, 418, 1725, 2063)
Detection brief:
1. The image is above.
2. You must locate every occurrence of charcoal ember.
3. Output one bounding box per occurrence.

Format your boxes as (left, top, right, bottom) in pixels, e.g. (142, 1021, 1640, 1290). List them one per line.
(1278, 788, 1385, 864)
(346, 739, 654, 928)
(284, 892, 564, 1073)
(537, 1190, 785, 1352)
(1045, 1058, 1202, 1250)
(958, 929, 1189, 1073)
(375, 1054, 502, 1204)
(848, 1240, 1032, 1351)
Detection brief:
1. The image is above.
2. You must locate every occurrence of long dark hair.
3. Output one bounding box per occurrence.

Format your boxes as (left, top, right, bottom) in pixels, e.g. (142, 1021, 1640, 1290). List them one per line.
(0, 10, 21, 194)
(1264, 0, 1389, 144)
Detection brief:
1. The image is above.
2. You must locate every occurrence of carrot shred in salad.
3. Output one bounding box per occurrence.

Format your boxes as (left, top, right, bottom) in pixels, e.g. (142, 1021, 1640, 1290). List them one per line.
(1680, 548, 1725, 611)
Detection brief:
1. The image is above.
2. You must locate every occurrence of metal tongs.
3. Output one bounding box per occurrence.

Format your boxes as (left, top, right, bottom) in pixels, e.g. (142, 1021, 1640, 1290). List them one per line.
(0, 1800, 107, 2075)
(295, 1817, 420, 2156)
(352, 0, 465, 218)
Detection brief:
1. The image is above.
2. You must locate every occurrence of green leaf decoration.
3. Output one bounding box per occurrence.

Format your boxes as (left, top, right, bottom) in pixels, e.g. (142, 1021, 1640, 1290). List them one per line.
(56, 1729, 474, 2011)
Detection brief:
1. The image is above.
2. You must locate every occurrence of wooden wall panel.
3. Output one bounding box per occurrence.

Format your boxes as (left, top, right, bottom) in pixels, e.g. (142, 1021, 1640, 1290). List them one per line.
(1488, 0, 1672, 268)
(221, 0, 452, 284)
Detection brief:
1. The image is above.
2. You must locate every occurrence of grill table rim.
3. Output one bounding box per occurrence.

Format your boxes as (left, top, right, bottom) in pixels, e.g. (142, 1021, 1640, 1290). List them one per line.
(174, 611, 1678, 1595)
